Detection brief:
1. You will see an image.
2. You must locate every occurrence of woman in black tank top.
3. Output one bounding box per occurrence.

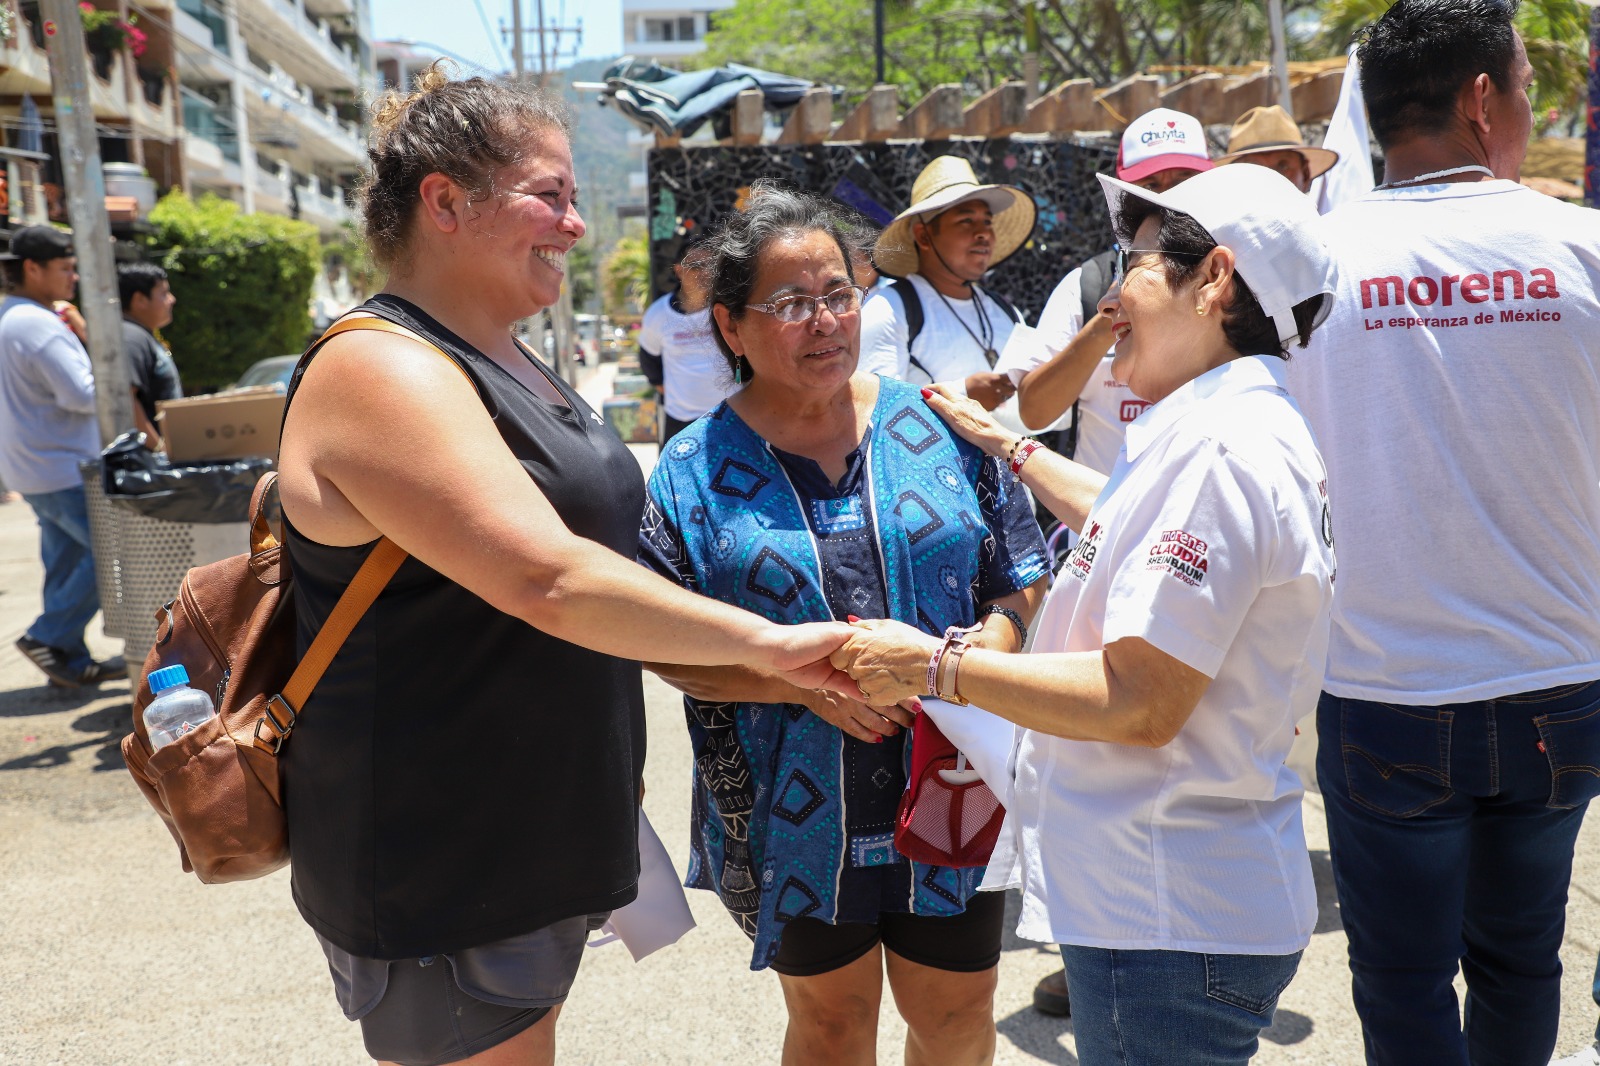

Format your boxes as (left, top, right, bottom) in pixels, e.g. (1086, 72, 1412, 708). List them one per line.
(275, 68, 853, 1066)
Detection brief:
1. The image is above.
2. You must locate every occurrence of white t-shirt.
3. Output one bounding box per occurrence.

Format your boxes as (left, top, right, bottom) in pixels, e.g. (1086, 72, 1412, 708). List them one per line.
(1288, 181, 1600, 704)
(996, 264, 1151, 475)
(858, 273, 1027, 432)
(637, 292, 734, 422)
(1003, 356, 1332, 954)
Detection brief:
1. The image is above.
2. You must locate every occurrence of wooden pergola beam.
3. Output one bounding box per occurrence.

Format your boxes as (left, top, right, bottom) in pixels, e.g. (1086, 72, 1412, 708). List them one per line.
(962, 81, 1027, 138)
(1022, 78, 1096, 134)
(1092, 74, 1161, 132)
(1159, 71, 1228, 126)
(728, 89, 764, 146)
(1291, 69, 1345, 124)
(898, 83, 964, 141)
(774, 86, 835, 145)
(1221, 70, 1276, 122)
(830, 84, 900, 142)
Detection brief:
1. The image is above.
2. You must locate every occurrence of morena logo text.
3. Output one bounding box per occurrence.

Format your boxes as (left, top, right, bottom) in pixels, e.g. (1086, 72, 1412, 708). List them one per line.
(1360, 267, 1560, 310)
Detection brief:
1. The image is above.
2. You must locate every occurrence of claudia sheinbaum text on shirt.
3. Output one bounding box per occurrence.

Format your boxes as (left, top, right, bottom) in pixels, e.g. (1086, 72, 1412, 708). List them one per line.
(1288, 180, 1600, 704)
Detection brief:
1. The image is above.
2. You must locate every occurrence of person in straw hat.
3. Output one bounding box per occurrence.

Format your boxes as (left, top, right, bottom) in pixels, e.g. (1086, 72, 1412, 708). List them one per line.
(1216, 105, 1339, 194)
(859, 155, 1036, 419)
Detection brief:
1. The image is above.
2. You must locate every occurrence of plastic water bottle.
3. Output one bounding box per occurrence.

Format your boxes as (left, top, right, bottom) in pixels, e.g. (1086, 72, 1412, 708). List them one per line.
(143, 664, 216, 750)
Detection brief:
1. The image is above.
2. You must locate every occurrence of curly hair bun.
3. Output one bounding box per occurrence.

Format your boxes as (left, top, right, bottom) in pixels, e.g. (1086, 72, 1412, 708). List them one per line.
(358, 61, 572, 271)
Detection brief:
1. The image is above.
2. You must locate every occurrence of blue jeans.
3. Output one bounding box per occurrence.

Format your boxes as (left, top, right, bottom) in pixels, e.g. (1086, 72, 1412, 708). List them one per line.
(1059, 945, 1302, 1065)
(22, 485, 99, 671)
(1317, 681, 1600, 1066)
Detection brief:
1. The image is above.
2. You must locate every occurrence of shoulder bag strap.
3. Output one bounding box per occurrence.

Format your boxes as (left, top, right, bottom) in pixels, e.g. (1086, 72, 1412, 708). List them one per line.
(252, 317, 475, 754)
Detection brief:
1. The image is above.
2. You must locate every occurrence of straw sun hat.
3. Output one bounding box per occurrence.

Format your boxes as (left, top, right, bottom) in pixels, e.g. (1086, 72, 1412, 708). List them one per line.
(873, 156, 1037, 279)
(1216, 105, 1339, 179)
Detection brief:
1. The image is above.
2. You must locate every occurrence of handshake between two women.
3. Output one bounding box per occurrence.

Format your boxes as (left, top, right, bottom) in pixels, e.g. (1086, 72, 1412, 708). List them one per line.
(774, 616, 999, 742)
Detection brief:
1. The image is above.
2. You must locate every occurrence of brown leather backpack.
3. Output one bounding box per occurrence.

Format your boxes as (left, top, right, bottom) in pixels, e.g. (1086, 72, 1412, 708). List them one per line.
(120, 317, 449, 883)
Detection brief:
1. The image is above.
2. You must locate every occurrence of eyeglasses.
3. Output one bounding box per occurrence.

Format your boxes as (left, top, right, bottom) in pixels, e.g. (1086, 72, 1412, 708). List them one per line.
(747, 284, 869, 324)
(1110, 245, 1203, 285)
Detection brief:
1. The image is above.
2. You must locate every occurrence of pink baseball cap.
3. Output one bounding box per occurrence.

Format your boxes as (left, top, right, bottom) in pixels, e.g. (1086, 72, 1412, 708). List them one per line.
(1116, 108, 1214, 183)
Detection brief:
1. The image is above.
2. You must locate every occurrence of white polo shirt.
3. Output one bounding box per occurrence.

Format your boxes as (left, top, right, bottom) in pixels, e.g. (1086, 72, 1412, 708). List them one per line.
(995, 264, 1151, 474)
(1002, 356, 1333, 954)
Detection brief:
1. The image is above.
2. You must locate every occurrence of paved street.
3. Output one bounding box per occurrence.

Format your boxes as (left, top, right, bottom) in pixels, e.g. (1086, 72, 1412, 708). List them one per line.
(2, 411, 1599, 1062)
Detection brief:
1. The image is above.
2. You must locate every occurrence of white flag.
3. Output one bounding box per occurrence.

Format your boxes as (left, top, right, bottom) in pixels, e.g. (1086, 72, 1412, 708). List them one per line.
(1313, 49, 1376, 215)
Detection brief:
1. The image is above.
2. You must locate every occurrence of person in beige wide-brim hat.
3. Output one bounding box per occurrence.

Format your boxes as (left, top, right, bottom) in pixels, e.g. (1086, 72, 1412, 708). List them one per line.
(1217, 105, 1339, 194)
(873, 155, 1036, 278)
(860, 156, 1038, 415)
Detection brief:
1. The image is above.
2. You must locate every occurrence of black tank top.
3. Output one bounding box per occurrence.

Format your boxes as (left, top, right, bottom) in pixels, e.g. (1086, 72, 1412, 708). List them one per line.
(282, 294, 647, 959)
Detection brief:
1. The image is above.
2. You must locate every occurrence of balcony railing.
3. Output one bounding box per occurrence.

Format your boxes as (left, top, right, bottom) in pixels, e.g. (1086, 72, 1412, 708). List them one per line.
(176, 0, 227, 51)
(181, 86, 240, 162)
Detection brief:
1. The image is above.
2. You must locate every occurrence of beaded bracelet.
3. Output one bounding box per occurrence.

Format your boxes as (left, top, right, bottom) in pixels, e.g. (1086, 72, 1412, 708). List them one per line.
(980, 604, 1028, 647)
(1009, 438, 1043, 478)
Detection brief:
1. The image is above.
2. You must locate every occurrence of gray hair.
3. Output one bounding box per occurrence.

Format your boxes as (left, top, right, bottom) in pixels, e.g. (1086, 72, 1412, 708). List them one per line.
(690, 181, 876, 382)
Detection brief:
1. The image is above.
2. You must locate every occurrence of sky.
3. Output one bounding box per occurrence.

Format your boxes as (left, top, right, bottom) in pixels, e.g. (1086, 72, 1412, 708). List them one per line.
(371, 0, 624, 76)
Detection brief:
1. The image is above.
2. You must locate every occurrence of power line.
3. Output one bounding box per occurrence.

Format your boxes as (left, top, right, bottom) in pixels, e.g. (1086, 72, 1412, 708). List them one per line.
(469, 0, 511, 71)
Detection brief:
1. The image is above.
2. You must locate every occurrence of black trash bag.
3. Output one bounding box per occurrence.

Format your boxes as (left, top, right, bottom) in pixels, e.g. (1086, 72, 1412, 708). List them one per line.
(100, 432, 273, 524)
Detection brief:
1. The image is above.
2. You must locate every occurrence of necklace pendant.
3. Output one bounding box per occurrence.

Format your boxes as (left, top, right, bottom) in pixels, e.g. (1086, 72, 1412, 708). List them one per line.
(984, 348, 998, 366)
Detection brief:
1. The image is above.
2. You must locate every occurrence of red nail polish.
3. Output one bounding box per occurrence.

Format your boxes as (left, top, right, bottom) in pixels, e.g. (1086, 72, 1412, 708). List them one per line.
(920, 387, 934, 399)
(874, 734, 884, 743)
(847, 614, 861, 623)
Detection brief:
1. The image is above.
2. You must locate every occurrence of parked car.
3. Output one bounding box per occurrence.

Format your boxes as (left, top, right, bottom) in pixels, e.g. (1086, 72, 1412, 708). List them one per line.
(232, 354, 299, 390)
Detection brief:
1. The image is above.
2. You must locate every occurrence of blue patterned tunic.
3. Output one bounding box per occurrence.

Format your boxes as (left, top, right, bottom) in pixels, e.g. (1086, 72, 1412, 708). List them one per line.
(638, 377, 1048, 969)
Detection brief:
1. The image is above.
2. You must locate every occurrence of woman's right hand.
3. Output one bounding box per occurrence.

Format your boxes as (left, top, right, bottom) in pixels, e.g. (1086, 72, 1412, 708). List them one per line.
(923, 384, 1018, 459)
(762, 621, 866, 699)
(803, 690, 920, 744)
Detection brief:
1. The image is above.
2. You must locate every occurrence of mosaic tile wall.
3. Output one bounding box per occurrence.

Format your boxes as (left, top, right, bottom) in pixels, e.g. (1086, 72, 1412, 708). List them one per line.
(647, 137, 1119, 319)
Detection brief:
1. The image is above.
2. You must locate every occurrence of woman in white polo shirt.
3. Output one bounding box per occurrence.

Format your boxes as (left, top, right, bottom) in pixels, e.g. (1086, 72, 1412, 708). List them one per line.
(829, 165, 1337, 1065)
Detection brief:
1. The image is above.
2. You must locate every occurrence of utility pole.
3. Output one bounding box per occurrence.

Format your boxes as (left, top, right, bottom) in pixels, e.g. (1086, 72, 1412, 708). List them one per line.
(535, 0, 548, 86)
(511, 0, 525, 80)
(1266, 0, 1293, 119)
(873, 0, 885, 85)
(38, 0, 132, 445)
(1022, 1, 1041, 105)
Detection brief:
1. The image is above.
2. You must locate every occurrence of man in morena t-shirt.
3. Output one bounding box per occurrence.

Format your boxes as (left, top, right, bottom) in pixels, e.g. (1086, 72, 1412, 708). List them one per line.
(1287, 1, 1600, 1062)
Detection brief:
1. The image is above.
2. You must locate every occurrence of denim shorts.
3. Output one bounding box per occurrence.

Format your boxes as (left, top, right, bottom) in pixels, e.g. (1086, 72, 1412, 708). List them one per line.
(315, 913, 609, 1066)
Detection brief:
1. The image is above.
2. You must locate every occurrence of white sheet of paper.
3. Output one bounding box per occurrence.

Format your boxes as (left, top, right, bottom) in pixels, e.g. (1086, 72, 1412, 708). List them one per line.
(920, 697, 1020, 810)
(587, 809, 696, 961)
(994, 321, 1039, 375)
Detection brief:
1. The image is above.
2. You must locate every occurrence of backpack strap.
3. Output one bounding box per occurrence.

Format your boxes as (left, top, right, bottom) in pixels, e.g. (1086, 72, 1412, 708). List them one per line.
(889, 278, 936, 382)
(252, 316, 473, 755)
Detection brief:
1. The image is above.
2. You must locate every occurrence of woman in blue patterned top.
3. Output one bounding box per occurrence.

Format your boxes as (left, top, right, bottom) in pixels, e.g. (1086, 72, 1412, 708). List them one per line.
(639, 184, 1049, 1064)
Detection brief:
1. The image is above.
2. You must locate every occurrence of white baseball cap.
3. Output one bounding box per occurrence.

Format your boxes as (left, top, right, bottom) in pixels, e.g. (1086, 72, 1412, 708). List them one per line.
(1097, 165, 1335, 346)
(1116, 108, 1214, 183)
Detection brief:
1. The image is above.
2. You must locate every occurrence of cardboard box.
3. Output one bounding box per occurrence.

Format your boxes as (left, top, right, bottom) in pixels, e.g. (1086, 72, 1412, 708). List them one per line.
(157, 386, 286, 463)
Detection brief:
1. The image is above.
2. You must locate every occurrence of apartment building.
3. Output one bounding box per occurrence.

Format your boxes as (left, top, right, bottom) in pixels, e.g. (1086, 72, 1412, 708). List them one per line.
(172, 0, 373, 233)
(0, 0, 372, 234)
(619, 0, 734, 65)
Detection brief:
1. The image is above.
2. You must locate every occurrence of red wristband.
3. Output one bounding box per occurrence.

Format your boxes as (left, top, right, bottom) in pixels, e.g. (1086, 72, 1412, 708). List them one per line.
(1009, 438, 1043, 476)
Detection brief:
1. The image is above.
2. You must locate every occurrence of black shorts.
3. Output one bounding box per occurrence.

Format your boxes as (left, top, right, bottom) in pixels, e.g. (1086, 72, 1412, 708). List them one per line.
(770, 889, 1006, 978)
